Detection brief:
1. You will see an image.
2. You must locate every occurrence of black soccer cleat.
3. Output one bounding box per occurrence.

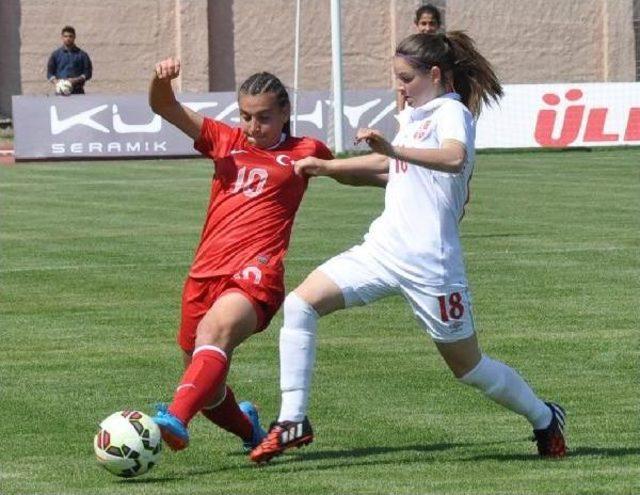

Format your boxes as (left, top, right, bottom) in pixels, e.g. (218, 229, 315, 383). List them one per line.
(532, 402, 567, 458)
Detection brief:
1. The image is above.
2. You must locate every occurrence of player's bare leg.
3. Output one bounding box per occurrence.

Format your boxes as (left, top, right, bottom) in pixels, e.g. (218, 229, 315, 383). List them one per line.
(155, 293, 262, 451)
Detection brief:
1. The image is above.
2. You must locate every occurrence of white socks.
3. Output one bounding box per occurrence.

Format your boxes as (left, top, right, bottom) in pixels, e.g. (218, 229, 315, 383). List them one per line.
(277, 295, 552, 429)
(278, 292, 319, 422)
(460, 355, 552, 429)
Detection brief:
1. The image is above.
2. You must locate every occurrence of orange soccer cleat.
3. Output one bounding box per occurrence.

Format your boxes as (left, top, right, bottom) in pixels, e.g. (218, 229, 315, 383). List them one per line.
(249, 417, 314, 464)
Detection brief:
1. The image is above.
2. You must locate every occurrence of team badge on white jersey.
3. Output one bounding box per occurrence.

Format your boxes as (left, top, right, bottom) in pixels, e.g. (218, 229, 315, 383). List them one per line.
(413, 120, 432, 141)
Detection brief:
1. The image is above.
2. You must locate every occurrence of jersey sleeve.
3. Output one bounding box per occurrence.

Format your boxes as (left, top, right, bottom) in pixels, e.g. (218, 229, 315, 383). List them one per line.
(314, 140, 334, 160)
(437, 102, 471, 149)
(194, 118, 241, 160)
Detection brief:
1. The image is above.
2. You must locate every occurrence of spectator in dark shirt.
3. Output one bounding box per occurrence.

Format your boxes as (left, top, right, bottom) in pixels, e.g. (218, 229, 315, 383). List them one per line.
(47, 26, 92, 94)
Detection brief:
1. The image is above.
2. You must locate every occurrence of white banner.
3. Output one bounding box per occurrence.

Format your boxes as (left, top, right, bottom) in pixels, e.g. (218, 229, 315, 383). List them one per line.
(12, 90, 398, 160)
(477, 82, 640, 148)
(12, 82, 640, 160)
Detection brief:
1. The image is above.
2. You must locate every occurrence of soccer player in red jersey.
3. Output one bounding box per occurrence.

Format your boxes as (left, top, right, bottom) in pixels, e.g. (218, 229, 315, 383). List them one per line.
(148, 57, 336, 452)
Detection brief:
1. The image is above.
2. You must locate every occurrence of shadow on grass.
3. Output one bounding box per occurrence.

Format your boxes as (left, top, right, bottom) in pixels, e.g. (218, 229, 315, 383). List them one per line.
(118, 475, 183, 484)
(300, 442, 457, 461)
(568, 446, 640, 457)
(251, 440, 515, 471)
(251, 441, 640, 470)
(462, 232, 539, 239)
(117, 467, 222, 483)
(460, 445, 640, 462)
(128, 444, 640, 481)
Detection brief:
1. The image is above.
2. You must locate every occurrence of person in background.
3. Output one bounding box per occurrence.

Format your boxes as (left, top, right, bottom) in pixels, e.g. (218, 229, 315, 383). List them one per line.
(414, 3, 443, 34)
(47, 26, 92, 94)
(397, 4, 443, 111)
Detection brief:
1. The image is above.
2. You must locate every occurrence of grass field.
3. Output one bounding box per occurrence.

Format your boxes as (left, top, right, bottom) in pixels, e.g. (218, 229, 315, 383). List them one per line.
(1, 148, 639, 495)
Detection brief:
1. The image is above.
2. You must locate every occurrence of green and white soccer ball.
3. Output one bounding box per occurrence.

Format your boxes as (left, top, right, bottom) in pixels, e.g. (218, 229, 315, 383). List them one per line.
(93, 410, 162, 478)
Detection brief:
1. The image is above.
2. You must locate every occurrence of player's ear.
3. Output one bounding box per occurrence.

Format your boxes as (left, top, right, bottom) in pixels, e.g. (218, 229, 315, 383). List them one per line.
(430, 66, 442, 85)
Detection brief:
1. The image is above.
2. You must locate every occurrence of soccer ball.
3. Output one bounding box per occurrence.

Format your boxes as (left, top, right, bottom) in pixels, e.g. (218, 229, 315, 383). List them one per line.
(55, 79, 73, 96)
(93, 410, 162, 478)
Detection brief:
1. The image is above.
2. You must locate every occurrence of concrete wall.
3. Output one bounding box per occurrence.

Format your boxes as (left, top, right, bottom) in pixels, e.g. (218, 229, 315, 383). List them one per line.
(0, 0, 22, 118)
(447, 0, 636, 83)
(15, 0, 177, 99)
(635, 0, 640, 80)
(208, 0, 449, 92)
(603, 0, 637, 81)
(210, 0, 413, 93)
(0, 0, 636, 117)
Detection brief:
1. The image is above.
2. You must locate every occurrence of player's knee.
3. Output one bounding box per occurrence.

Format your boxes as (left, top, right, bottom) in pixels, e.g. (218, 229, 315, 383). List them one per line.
(195, 318, 235, 349)
(283, 292, 319, 329)
(294, 270, 345, 316)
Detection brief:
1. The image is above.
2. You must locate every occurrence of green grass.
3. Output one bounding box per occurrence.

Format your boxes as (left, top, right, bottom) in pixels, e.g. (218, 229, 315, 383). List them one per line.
(1, 149, 639, 494)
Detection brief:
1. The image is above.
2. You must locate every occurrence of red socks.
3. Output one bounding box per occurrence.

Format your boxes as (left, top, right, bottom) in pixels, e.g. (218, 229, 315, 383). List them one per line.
(201, 386, 253, 441)
(168, 346, 228, 425)
(167, 346, 253, 442)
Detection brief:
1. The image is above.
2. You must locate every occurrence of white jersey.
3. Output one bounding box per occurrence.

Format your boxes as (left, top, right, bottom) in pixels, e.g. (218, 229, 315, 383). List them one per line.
(364, 93, 475, 287)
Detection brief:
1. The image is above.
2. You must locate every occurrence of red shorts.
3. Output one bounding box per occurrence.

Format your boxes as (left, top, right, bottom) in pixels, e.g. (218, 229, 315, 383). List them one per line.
(177, 267, 284, 353)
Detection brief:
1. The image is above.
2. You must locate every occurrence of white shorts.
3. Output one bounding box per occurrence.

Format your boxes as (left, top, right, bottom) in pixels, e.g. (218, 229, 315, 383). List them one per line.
(318, 243, 475, 343)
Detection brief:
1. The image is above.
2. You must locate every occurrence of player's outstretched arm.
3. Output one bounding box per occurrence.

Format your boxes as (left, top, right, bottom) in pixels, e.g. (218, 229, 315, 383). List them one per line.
(356, 127, 466, 174)
(332, 171, 388, 188)
(149, 58, 203, 141)
(295, 153, 389, 187)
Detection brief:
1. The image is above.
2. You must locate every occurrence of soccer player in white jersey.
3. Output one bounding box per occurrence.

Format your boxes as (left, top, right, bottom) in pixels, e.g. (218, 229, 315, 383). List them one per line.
(250, 32, 567, 463)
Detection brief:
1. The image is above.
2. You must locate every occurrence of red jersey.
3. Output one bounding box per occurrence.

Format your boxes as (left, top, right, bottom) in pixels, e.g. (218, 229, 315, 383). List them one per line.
(190, 117, 333, 279)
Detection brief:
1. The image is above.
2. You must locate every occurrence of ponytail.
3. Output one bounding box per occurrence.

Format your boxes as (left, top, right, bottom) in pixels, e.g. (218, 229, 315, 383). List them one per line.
(395, 32, 503, 117)
(444, 31, 502, 117)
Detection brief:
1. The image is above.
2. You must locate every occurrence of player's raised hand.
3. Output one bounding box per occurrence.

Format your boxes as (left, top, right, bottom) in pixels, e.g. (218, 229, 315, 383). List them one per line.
(155, 58, 181, 81)
(355, 127, 394, 157)
(294, 157, 334, 177)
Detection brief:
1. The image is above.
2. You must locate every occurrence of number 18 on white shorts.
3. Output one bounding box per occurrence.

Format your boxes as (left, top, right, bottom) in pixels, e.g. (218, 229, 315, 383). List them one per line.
(318, 244, 475, 343)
